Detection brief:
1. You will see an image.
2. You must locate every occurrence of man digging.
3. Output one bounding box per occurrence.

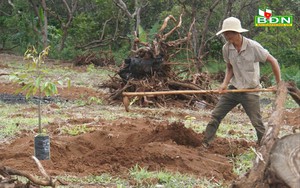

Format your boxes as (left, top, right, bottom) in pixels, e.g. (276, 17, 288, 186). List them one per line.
(202, 17, 281, 148)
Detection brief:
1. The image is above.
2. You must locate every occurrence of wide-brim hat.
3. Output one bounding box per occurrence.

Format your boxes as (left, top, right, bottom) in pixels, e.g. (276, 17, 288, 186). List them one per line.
(216, 17, 248, 35)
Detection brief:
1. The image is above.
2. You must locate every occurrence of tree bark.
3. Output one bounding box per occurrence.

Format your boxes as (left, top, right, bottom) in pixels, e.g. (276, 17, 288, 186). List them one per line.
(232, 81, 288, 188)
(28, 0, 48, 48)
(41, 0, 48, 49)
(113, 0, 148, 50)
(268, 133, 300, 188)
(59, 0, 77, 51)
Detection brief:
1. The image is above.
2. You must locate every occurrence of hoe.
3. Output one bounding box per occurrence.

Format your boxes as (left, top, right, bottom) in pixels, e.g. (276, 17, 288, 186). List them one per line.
(122, 88, 276, 112)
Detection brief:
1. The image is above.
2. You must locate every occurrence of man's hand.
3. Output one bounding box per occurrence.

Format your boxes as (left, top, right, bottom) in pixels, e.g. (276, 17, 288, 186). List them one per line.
(267, 85, 277, 90)
(218, 83, 228, 93)
(267, 85, 278, 94)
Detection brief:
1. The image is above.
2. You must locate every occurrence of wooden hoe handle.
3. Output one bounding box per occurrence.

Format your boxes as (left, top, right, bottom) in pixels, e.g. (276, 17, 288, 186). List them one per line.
(122, 88, 276, 112)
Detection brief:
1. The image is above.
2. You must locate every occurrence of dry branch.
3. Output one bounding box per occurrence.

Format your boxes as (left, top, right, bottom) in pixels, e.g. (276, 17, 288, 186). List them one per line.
(103, 14, 212, 109)
(159, 15, 177, 33)
(77, 18, 113, 50)
(167, 80, 202, 90)
(0, 73, 9, 76)
(0, 156, 67, 187)
(0, 166, 55, 187)
(286, 81, 300, 106)
(160, 14, 183, 40)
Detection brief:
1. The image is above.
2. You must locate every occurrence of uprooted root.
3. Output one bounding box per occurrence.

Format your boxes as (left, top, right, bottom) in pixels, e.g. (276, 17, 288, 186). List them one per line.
(101, 72, 219, 108)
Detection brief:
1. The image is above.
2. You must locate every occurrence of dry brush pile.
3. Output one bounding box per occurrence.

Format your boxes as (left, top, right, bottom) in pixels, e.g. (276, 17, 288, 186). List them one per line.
(101, 14, 219, 108)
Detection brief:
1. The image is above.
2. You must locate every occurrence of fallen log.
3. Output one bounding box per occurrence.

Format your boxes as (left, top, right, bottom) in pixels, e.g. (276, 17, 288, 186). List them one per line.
(268, 133, 300, 188)
(232, 81, 289, 188)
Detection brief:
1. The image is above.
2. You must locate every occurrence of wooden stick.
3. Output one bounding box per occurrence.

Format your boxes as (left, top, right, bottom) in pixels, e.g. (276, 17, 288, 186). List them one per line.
(122, 88, 276, 97)
(122, 88, 276, 112)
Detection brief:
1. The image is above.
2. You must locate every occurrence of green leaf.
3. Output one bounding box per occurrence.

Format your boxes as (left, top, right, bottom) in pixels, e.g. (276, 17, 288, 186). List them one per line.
(44, 87, 51, 96)
(33, 86, 38, 95)
(57, 80, 63, 85)
(21, 83, 32, 93)
(35, 77, 41, 88)
(15, 88, 23, 95)
(49, 83, 55, 94)
(39, 7, 44, 23)
(25, 85, 34, 99)
(10, 46, 70, 100)
(67, 78, 71, 88)
(138, 25, 147, 42)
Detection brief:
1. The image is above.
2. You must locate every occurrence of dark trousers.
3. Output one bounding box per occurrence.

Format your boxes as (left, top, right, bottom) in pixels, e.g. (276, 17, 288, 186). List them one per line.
(204, 92, 265, 145)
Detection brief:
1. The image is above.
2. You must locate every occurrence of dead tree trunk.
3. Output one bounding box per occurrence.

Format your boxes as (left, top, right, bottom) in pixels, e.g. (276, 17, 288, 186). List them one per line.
(268, 133, 300, 188)
(232, 81, 288, 188)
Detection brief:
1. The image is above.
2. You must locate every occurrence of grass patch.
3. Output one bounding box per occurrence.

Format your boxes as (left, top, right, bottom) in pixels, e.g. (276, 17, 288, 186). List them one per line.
(184, 117, 206, 133)
(230, 149, 255, 177)
(129, 164, 225, 188)
(59, 173, 128, 187)
(74, 96, 104, 106)
(63, 125, 93, 136)
(285, 94, 299, 108)
(0, 103, 32, 139)
(216, 123, 256, 142)
(0, 120, 20, 139)
(0, 102, 62, 139)
(71, 66, 115, 88)
(19, 169, 228, 188)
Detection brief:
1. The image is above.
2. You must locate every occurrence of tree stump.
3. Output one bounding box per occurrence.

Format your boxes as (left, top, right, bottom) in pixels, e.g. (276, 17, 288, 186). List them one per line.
(269, 133, 300, 188)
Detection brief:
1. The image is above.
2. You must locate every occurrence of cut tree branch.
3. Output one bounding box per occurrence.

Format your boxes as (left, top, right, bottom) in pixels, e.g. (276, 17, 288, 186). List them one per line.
(0, 156, 67, 187)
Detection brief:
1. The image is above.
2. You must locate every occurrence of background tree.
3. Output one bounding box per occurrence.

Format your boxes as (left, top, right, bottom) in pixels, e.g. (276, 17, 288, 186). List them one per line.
(28, 0, 48, 49)
(41, 0, 78, 51)
(0, 0, 298, 87)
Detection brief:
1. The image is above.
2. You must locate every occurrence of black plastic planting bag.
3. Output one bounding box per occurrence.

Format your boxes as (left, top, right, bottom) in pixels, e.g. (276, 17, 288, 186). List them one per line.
(34, 135, 50, 160)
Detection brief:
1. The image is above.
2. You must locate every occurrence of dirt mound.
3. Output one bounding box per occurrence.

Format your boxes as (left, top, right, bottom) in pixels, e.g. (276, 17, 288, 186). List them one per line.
(143, 122, 202, 147)
(0, 119, 253, 182)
